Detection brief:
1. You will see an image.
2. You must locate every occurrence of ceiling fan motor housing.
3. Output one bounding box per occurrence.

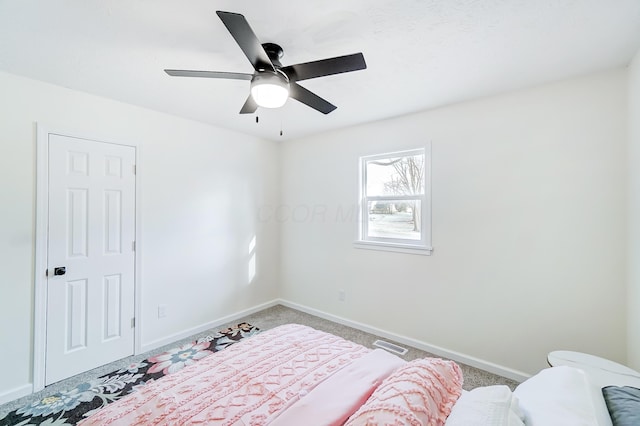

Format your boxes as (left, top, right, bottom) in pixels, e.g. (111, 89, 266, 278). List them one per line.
(262, 42, 285, 66)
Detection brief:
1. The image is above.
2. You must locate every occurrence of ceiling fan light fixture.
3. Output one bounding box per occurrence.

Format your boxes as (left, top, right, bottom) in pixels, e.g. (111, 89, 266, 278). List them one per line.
(250, 71, 290, 108)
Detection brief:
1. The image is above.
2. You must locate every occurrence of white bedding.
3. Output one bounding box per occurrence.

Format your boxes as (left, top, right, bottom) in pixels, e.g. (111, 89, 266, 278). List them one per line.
(514, 366, 612, 426)
(445, 386, 525, 426)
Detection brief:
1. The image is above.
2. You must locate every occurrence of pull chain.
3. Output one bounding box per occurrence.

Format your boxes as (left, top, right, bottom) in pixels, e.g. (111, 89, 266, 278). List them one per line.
(254, 113, 284, 136)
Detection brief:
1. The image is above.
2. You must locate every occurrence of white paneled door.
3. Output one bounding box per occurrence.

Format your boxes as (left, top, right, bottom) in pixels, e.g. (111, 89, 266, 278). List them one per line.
(45, 134, 136, 385)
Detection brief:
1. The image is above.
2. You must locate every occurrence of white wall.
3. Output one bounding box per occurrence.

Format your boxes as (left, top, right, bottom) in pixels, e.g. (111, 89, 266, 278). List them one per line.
(629, 49, 640, 370)
(0, 64, 631, 401)
(280, 69, 628, 376)
(0, 71, 280, 400)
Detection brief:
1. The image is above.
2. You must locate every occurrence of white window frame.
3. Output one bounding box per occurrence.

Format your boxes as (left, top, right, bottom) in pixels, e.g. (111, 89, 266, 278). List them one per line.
(354, 146, 432, 255)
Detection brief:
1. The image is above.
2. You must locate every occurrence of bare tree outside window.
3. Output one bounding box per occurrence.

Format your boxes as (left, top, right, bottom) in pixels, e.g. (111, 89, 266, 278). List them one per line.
(377, 155, 424, 232)
(362, 150, 425, 242)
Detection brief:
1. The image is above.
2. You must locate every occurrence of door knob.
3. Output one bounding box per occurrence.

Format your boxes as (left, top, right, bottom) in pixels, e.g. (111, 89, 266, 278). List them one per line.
(53, 267, 66, 276)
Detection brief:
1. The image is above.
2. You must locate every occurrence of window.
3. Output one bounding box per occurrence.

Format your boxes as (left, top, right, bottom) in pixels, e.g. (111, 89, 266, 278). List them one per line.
(356, 147, 432, 255)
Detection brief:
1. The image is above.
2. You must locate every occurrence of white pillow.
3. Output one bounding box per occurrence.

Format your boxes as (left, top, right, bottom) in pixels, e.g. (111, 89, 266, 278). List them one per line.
(513, 366, 612, 426)
(445, 385, 524, 426)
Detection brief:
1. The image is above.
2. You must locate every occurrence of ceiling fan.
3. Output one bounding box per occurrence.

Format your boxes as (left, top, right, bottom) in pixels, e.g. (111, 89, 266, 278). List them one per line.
(164, 11, 367, 115)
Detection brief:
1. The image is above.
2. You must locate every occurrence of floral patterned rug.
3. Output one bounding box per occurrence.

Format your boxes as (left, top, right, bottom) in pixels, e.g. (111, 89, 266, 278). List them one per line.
(0, 323, 259, 426)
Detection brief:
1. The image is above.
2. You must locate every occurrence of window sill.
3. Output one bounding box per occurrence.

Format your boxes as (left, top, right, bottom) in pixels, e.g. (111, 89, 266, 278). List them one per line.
(353, 241, 433, 256)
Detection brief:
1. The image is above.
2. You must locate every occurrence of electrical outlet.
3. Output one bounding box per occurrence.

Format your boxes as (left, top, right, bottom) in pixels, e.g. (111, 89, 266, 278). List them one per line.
(158, 304, 167, 318)
(338, 289, 346, 302)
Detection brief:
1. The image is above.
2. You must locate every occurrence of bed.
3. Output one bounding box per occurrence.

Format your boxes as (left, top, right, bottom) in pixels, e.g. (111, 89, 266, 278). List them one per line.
(77, 324, 627, 425)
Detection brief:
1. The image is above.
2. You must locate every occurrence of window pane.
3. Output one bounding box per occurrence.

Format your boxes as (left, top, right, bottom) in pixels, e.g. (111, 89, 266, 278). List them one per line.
(367, 200, 421, 240)
(365, 154, 424, 196)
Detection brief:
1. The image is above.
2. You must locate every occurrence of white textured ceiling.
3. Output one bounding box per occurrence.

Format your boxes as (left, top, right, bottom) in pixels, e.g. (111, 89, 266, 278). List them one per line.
(1, 1, 640, 141)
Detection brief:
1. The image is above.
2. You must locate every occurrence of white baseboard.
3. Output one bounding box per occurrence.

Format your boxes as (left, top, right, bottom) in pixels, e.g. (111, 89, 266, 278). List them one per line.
(277, 299, 531, 383)
(0, 383, 33, 405)
(139, 299, 279, 354)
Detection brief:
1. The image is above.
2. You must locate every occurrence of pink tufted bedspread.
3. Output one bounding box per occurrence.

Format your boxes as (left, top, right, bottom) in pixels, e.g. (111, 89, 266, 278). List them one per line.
(79, 324, 373, 425)
(80, 324, 463, 425)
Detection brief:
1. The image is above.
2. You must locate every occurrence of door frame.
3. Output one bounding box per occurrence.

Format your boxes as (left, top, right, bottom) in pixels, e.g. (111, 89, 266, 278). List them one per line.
(33, 124, 143, 392)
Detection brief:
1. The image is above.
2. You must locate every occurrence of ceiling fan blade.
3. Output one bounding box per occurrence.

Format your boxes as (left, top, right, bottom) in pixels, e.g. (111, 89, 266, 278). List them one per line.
(281, 53, 366, 82)
(164, 69, 253, 80)
(239, 95, 258, 114)
(216, 11, 275, 73)
(289, 82, 337, 114)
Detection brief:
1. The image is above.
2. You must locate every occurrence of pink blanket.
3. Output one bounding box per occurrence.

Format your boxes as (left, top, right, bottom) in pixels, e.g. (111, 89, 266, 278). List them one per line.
(80, 324, 372, 425)
(270, 348, 406, 426)
(80, 324, 463, 425)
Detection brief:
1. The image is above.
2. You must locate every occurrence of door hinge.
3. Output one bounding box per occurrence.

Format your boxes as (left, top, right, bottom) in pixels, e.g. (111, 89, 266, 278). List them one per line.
(133, 165, 136, 175)
(132, 241, 136, 251)
(131, 317, 135, 328)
